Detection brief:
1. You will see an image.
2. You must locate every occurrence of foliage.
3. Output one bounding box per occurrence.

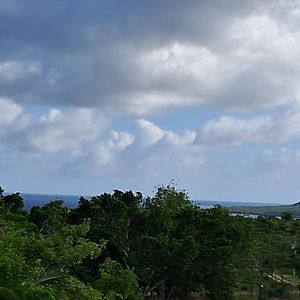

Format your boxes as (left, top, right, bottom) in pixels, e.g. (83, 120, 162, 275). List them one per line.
(96, 258, 140, 300)
(2, 184, 300, 299)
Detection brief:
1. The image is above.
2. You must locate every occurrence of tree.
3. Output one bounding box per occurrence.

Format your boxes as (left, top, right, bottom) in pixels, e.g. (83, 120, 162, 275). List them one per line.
(96, 258, 140, 300)
(69, 190, 142, 282)
(130, 184, 199, 299)
(2, 192, 24, 212)
(0, 207, 104, 299)
(0, 186, 4, 198)
(29, 200, 68, 234)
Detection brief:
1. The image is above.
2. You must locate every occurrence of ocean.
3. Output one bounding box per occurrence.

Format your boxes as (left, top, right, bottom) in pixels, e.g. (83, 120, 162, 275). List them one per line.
(20, 193, 82, 210)
(13, 193, 280, 211)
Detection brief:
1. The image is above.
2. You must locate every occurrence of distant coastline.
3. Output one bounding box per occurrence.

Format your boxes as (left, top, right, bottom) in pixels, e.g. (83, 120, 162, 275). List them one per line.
(6, 192, 282, 211)
(228, 202, 300, 218)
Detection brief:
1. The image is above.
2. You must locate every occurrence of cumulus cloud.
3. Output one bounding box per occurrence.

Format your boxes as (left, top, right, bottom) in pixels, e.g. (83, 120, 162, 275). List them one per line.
(27, 108, 108, 153)
(82, 119, 201, 177)
(123, 120, 203, 176)
(195, 110, 300, 145)
(1, 0, 300, 115)
(0, 99, 202, 180)
(92, 130, 134, 166)
(0, 97, 29, 140)
(134, 119, 167, 147)
(0, 97, 23, 125)
(40, 108, 63, 123)
(3, 0, 300, 202)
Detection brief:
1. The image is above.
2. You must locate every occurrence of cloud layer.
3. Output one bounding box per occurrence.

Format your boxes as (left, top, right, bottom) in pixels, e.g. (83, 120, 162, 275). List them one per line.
(1, 1, 300, 115)
(2, 1, 300, 202)
(1, 95, 300, 202)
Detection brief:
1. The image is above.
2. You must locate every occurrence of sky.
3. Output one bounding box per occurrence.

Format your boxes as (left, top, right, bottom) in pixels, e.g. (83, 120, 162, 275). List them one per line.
(1, 0, 300, 203)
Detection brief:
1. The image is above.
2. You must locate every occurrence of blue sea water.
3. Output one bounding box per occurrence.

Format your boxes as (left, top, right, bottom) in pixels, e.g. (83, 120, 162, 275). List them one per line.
(13, 193, 280, 210)
(20, 193, 82, 210)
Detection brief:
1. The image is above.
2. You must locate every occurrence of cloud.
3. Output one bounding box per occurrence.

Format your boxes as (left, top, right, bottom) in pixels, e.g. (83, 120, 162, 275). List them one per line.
(0, 99, 202, 182)
(263, 148, 300, 165)
(120, 120, 202, 177)
(27, 108, 108, 153)
(92, 130, 134, 166)
(40, 108, 63, 123)
(79, 119, 201, 178)
(195, 110, 300, 145)
(0, 97, 23, 125)
(1, 1, 300, 115)
(3, 0, 300, 202)
(0, 60, 41, 81)
(0, 97, 29, 141)
(134, 119, 167, 147)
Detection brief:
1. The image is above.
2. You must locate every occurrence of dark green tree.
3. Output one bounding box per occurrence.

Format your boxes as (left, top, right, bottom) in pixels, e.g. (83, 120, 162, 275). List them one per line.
(96, 258, 140, 300)
(2, 192, 24, 212)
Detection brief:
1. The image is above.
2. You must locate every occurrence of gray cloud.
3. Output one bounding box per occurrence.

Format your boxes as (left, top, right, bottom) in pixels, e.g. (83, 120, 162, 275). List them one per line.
(3, 0, 300, 202)
(1, 0, 300, 116)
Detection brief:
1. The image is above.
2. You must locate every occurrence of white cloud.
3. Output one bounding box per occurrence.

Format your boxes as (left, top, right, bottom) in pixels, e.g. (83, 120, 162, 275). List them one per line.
(134, 119, 167, 147)
(131, 42, 235, 113)
(195, 110, 300, 145)
(28, 108, 108, 153)
(0, 105, 202, 178)
(75, 118, 203, 179)
(230, 14, 296, 58)
(0, 97, 23, 125)
(5, 1, 300, 202)
(116, 91, 192, 116)
(130, 14, 300, 114)
(92, 130, 134, 166)
(108, 130, 135, 151)
(0, 97, 29, 139)
(141, 42, 227, 89)
(128, 120, 203, 174)
(134, 118, 195, 147)
(40, 108, 63, 123)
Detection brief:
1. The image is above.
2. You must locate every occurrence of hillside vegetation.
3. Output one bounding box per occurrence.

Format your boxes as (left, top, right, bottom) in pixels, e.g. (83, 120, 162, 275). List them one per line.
(1, 185, 300, 299)
(228, 202, 300, 218)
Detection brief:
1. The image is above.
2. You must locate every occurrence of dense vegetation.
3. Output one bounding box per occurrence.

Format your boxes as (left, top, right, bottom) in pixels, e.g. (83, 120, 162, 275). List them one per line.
(1, 184, 300, 299)
(228, 202, 300, 218)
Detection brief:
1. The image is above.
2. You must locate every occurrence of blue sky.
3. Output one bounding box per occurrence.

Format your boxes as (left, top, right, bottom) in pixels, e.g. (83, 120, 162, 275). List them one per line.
(1, 0, 300, 203)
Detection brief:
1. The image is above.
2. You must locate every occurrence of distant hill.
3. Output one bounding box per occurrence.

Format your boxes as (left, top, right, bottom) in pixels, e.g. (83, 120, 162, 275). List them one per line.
(228, 202, 300, 217)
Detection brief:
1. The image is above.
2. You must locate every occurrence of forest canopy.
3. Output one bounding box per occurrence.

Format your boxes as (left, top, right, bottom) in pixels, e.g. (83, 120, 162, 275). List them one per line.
(0, 184, 300, 300)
